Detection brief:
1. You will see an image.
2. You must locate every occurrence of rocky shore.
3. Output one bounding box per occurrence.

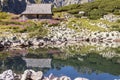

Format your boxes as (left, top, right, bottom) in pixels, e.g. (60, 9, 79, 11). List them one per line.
(0, 33, 120, 51)
(0, 69, 89, 80)
(0, 36, 119, 51)
(0, 23, 120, 50)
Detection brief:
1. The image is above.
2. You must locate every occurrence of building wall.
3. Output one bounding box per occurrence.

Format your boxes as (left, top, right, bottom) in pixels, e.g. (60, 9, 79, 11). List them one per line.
(38, 14, 52, 19)
(22, 14, 52, 20)
(26, 14, 37, 19)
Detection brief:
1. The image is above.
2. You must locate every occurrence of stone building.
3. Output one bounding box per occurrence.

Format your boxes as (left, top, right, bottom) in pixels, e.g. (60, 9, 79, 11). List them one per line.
(21, 4, 53, 20)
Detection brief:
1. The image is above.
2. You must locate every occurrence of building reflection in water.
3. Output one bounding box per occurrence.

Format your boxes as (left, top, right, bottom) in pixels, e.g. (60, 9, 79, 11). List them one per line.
(22, 58, 52, 68)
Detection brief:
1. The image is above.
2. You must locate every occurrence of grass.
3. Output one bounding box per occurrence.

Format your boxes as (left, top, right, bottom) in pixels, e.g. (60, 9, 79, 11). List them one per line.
(64, 18, 106, 32)
(0, 11, 119, 38)
(90, 19, 120, 31)
(0, 14, 49, 37)
(61, 45, 97, 56)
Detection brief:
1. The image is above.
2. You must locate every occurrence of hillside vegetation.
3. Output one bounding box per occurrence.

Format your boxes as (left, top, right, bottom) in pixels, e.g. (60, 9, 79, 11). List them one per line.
(53, 0, 120, 19)
(0, 0, 120, 38)
(0, 12, 48, 37)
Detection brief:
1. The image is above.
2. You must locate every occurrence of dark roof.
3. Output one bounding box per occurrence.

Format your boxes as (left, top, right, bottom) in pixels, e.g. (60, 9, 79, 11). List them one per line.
(22, 4, 52, 14)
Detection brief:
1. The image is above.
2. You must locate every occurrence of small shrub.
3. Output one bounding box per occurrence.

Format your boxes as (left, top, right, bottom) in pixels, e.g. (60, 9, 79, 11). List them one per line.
(67, 9, 80, 14)
(88, 9, 105, 20)
(74, 14, 83, 18)
(0, 12, 10, 19)
(53, 4, 80, 12)
(117, 19, 120, 23)
(111, 25, 120, 32)
(48, 23, 59, 27)
(113, 10, 120, 15)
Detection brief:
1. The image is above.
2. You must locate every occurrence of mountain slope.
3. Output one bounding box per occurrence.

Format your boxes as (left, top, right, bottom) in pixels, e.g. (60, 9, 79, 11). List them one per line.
(42, 0, 94, 7)
(0, 0, 93, 14)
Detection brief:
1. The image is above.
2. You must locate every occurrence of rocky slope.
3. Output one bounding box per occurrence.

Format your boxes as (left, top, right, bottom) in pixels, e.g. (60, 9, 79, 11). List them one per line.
(42, 0, 94, 7)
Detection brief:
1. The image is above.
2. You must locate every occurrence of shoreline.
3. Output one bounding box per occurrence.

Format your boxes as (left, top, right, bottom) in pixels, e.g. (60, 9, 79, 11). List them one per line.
(0, 37, 120, 50)
(0, 69, 89, 80)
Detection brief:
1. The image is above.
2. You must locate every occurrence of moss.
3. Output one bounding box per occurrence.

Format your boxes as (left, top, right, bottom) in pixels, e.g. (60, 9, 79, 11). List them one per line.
(0, 12, 11, 20)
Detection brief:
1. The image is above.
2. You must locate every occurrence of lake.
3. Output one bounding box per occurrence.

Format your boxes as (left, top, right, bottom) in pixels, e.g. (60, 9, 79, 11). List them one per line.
(0, 42, 120, 80)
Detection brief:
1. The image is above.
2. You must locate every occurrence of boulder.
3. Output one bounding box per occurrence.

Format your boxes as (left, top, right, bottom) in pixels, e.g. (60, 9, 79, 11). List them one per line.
(21, 69, 43, 80)
(31, 71, 43, 80)
(21, 70, 32, 80)
(0, 70, 14, 80)
(38, 42, 44, 46)
(60, 76, 71, 80)
(0, 43, 4, 50)
(4, 41, 12, 48)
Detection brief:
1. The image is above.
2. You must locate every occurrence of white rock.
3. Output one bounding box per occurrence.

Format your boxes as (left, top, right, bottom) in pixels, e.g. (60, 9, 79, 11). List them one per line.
(0, 70, 14, 80)
(60, 76, 71, 80)
(31, 71, 43, 80)
(74, 77, 89, 80)
(21, 69, 43, 80)
(21, 70, 29, 80)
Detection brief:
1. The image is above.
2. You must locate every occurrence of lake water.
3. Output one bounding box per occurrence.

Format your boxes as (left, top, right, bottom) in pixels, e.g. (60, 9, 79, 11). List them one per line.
(0, 42, 120, 80)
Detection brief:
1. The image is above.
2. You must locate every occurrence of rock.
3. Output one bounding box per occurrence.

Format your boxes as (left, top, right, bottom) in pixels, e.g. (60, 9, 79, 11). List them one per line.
(21, 70, 32, 80)
(21, 69, 43, 80)
(4, 41, 12, 48)
(103, 14, 120, 22)
(79, 11, 85, 14)
(38, 42, 44, 46)
(74, 77, 89, 80)
(0, 43, 4, 50)
(31, 71, 43, 80)
(0, 70, 14, 80)
(14, 75, 21, 80)
(28, 40, 33, 46)
(60, 76, 71, 80)
(48, 73, 55, 79)
(20, 43, 28, 48)
(0, 70, 90, 80)
(12, 42, 21, 47)
(43, 77, 49, 80)
(53, 77, 59, 80)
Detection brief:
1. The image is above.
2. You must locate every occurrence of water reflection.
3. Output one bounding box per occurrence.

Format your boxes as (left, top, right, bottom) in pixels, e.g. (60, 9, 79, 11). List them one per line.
(0, 41, 120, 80)
(45, 66, 120, 80)
(52, 53, 120, 76)
(0, 56, 26, 73)
(23, 58, 52, 68)
(0, 53, 119, 79)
